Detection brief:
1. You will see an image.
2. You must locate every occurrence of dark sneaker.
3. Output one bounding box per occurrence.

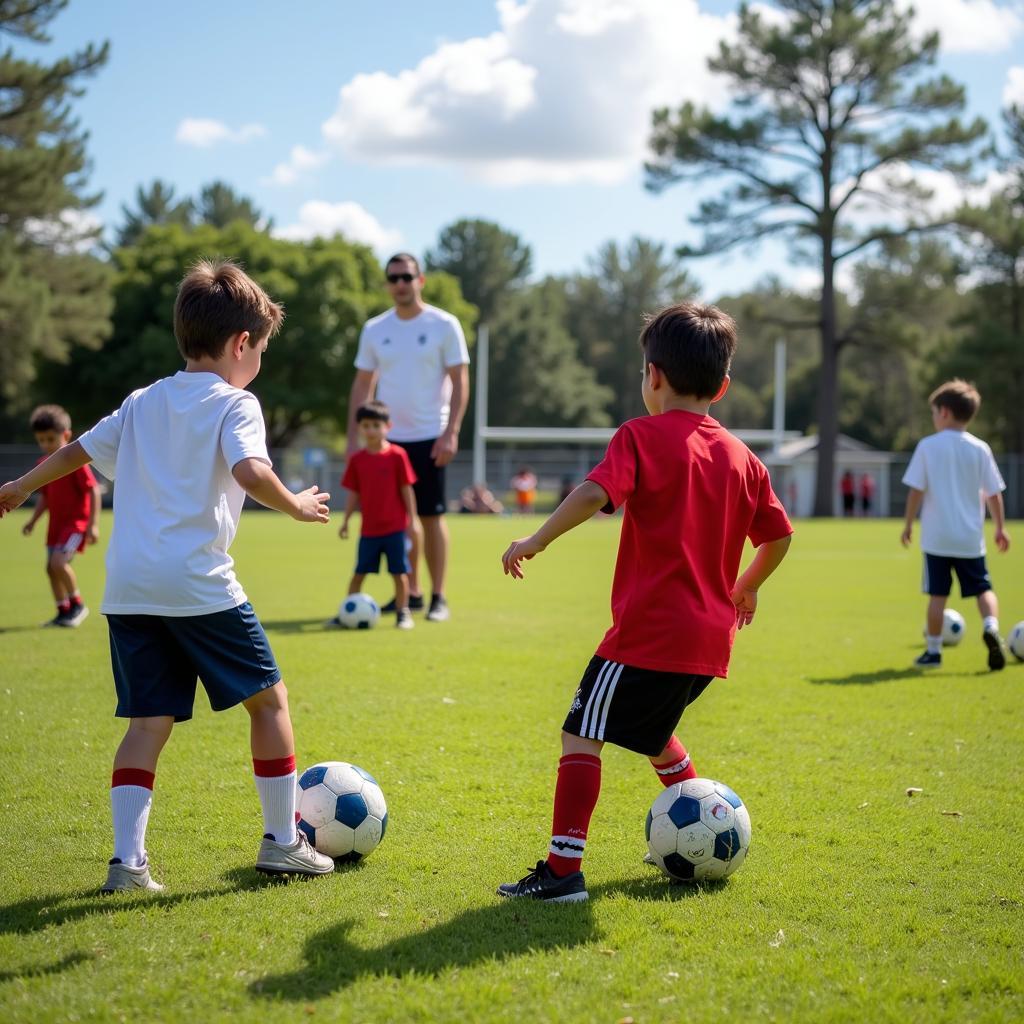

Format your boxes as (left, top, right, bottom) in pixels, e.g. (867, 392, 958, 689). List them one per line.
(497, 860, 588, 903)
(382, 594, 424, 613)
(60, 605, 89, 628)
(914, 651, 942, 669)
(43, 613, 66, 627)
(396, 609, 414, 630)
(983, 629, 1006, 671)
(100, 858, 163, 894)
(324, 615, 344, 629)
(426, 595, 450, 623)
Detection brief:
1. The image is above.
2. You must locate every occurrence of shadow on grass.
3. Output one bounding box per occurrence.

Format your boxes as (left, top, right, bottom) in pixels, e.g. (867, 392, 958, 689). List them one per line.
(260, 618, 338, 634)
(808, 666, 927, 685)
(250, 874, 720, 1000)
(0, 866, 308, 937)
(0, 951, 92, 985)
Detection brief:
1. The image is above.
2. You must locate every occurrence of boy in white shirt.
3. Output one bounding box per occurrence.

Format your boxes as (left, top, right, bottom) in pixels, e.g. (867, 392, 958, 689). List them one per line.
(0, 259, 336, 890)
(901, 379, 1010, 670)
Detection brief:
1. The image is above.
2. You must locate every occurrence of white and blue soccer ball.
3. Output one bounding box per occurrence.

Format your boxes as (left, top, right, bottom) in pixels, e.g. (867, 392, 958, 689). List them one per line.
(296, 761, 387, 861)
(1008, 621, 1024, 662)
(942, 609, 966, 646)
(646, 778, 751, 882)
(338, 593, 380, 630)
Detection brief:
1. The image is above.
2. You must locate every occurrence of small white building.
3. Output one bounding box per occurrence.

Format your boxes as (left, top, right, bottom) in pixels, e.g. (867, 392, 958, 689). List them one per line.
(764, 434, 896, 518)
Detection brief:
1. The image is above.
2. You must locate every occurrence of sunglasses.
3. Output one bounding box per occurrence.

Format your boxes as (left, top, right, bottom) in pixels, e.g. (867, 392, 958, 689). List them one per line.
(386, 272, 416, 284)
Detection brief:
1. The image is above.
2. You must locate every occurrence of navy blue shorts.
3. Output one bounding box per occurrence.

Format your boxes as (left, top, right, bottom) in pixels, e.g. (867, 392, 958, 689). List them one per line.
(922, 554, 992, 598)
(106, 602, 281, 721)
(356, 530, 410, 575)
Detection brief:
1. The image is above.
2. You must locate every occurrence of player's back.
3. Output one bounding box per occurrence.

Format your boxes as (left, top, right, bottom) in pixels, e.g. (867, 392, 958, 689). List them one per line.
(79, 371, 268, 615)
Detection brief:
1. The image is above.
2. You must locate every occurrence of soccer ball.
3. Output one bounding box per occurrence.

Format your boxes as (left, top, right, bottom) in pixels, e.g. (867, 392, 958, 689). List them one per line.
(296, 761, 387, 861)
(942, 609, 965, 646)
(646, 778, 751, 883)
(1008, 621, 1024, 662)
(338, 593, 380, 629)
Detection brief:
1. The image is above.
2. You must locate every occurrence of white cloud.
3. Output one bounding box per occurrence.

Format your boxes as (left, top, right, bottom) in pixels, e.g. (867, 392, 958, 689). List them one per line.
(322, 0, 736, 186)
(175, 118, 267, 147)
(1004, 65, 1024, 107)
(264, 145, 331, 186)
(23, 208, 103, 253)
(274, 200, 403, 252)
(896, 0, 1023, 53)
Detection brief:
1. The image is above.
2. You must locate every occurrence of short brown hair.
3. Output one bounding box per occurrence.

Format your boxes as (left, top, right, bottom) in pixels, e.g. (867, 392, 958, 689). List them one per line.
(385, 252, 421, 275)
(356, 400, 390, 423)
(638, 302, 737, 398)
(30, 404, 71, 434)
(173, 259, 284, 361)
(929, 379, 980, 423)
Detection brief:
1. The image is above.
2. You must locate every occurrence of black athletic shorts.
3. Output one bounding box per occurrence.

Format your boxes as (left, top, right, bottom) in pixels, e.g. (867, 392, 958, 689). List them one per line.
(562, 655, 713, 757)
(922, 553, 992, 598)
(400, 438, 446, 517)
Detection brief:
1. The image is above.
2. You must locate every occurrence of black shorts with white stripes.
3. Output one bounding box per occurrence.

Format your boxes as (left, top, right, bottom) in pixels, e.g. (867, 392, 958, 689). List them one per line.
(562, 655, 713, 757)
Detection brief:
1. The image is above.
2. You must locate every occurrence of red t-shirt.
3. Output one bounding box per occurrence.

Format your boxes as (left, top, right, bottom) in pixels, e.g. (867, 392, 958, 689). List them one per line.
(586, 410, 792, 677)
(38, 459, 97, 546)
(341, 444, 417, 537)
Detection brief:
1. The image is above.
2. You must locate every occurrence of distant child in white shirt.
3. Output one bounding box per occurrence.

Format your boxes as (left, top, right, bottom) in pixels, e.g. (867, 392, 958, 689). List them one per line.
(901, 379, 1010, 671)
(0, 259, 337, 891)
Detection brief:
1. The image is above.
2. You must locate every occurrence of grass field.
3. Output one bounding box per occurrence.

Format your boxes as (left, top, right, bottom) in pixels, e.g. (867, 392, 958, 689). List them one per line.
(1, 511, 1022, 1023)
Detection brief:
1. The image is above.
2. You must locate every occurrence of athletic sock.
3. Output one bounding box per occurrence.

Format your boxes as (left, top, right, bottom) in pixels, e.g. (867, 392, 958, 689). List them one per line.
(650, 736, 697, 785)
(70, 592, 83, 609)
(547, 753, 601, 877)
(58, 599, 71, 615)
(926, 634, 942, 655)
(253, 755, 297, 845)
(983, 616, 999, 634)
(111, 768, 155, 867)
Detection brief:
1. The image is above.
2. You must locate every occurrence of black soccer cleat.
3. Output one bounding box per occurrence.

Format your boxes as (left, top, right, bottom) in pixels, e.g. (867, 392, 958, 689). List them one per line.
(497, 860, 588, 903)
(914, 651, 942, 669)
(381, 594, 424, 613)
(983, 629, 1006, 671)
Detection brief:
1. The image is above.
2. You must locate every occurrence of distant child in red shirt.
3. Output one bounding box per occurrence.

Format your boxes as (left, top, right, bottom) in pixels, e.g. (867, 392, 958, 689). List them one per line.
(497, 302, 793, 902)
(336, 401, 417, 630)
(22, 404, 102, 627)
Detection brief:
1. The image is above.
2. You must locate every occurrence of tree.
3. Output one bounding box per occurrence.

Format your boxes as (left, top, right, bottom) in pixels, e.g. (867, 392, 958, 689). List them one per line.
(567, 237, 697, 421)
(646, 0, 986, 514)
(0, 0, 111, 422)
(195, 180, 265, 230)
(425, 218, 531, 325)
(116, 179, 193, 247)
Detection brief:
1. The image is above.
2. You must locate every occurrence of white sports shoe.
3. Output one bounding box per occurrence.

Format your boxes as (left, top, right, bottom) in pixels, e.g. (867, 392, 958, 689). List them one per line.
(255, 831, 334, 876)
(100, 858, 163, 894)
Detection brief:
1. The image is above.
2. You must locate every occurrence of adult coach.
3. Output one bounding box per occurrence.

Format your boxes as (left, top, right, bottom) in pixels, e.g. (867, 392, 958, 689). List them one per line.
(347, 253, 470, 622)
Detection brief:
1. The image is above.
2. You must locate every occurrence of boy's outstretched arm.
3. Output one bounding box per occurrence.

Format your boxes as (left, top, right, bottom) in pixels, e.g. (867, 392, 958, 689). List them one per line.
(501, 480, 609, 579)
(986, 493, 1010, 552)
(901, 488, 923, 546)
(21, 492, 47, 535)
(231, 458, 330, 523)
(731, 535, 792, 629)
(339, 491, 359, 539)
(0, 441, 91, 517)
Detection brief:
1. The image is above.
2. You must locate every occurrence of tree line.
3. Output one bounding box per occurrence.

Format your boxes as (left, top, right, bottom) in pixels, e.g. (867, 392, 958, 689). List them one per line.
(2, 1, 1022, 514)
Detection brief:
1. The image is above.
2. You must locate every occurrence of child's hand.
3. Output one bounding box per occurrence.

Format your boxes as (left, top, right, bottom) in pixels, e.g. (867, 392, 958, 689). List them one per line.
(339, 522, 349, 540)
(900, 525, 912, 547)
(731, 584, 758, 629)
(295, 485, 331, 523)
(501, 535, 546, 579)
(995, 528, 1010, 552)
(0, 480, 31, 517)
(86, 524, 100, 545)
(22, 520, 34, 536)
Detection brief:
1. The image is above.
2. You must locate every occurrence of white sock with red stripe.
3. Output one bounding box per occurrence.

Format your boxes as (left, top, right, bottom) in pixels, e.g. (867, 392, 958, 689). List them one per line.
(253, 755, 297, 844)
(111, 768, 155, 867)
(650, 736, 697, 785)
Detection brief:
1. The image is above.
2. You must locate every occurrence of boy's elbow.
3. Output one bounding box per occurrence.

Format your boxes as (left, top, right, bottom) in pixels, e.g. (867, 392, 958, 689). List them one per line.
(231, 458, 264, 491)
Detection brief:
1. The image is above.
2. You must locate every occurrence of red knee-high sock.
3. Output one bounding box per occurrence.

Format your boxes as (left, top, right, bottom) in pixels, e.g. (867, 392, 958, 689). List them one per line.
(650, 736, 697, 785)
(547, 753, 602, 877)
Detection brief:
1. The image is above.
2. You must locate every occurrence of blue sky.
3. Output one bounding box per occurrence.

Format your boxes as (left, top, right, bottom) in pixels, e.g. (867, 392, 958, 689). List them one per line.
(31, 0, 1024, 298)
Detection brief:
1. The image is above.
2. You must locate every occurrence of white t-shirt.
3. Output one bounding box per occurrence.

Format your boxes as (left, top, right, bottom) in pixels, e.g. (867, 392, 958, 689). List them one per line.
(78, 372, 271, 616)
(902, 429, 1005, 557)
(354, 305, 470, 442)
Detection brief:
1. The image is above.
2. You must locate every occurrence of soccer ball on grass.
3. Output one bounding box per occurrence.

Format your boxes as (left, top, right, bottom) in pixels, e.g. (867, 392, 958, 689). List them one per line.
(1008, 621, 1024, 662)
(296, 761, 387, 861)
(338, 593, 380, 629)
(941, 609, 965, 646)
(646, 778, 751, 882)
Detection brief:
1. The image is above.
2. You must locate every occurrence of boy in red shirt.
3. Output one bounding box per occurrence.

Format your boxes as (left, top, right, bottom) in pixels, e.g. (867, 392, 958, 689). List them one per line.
(22, 404, 102, 627)
(335, 401, 417, 629)
(498, 302, 793, 902)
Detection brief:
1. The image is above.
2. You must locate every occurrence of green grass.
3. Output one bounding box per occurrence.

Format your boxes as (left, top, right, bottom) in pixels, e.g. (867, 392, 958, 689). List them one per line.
(1, 512, 1023, 1023)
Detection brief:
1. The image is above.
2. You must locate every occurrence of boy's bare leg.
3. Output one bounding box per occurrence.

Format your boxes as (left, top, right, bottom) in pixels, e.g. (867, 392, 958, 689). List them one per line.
(347, 573, 366, 595)
(244, 682, 294, 760)
(114, 716, 174, 774)
(393, 573, 409, 609)
(977, 590, 998, 621)
(406, 516, 425, 598)
(421, 515, 448, 597)
(977, 590, 1006, 670)
(46, 551, 72, 603)
(926, 596, 945, 638)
